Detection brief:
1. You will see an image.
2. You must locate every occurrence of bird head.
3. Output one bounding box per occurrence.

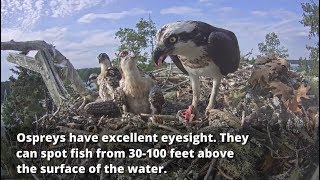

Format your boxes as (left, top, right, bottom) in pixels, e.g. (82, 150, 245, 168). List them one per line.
(118, 50, 137, 69)
(86, 73, 98, 86)
(153, 21, 205, 66)
(88, 73, 98, 82)
(98, 53, 112, 67)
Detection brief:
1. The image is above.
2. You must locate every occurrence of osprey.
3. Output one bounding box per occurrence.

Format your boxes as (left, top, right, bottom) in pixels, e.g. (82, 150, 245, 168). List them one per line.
(97, 53, 122, 101)
(153, 21, 240, 121)
(83, 53, 122, 117)
(118, 50, 164, 115)
(86, 73, 98, 91)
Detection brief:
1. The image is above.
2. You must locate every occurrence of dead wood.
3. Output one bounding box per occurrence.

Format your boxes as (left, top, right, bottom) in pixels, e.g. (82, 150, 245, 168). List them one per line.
(1, 40, 89, 96)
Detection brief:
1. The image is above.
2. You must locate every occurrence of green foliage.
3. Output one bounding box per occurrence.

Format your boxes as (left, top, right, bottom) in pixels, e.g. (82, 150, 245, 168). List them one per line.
(136, 17, 157, 54)
(1, 140, 20, 178)
(1, 67, 101, 105)
(1, 80, 11, 104)
(300, 1, 319, 77)
(298, 57, 310, 75)
(258, 32, 289, 58)
(309, 77, 319, 100)
(115, 16, 157, 71)
(64, 80, 79, 98)
(298, 57, 319, 76)
(2, 66, 50, 135)
(301, 1, 319, 38)
(77, 67, 100, 81)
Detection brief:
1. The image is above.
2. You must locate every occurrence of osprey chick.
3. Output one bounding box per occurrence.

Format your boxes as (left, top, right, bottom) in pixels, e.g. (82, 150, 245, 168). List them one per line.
(86, 73, 98, 91)
(97, 53, 122, 101)
(118, 50, 164, 115)
(153, 21, 240, 121)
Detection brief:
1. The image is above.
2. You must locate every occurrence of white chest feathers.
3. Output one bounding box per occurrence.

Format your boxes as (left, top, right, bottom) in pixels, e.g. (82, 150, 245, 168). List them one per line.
(183, 60, 222, 78)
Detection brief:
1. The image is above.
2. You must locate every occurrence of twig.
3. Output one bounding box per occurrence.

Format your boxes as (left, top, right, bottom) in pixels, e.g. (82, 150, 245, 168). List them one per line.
(118, 122, 133, 133)
(1, 160, 11, 179)
(267, 124, 274, 147)
(72, 172, 77, 180)
(98, 158, 106, 180)
(204, 158, 218, 180)
(164, 79, 189, 92)
(97, 115, 105, 126)
(150, 67, 168, 73)
(310, 165, 319, 180)
(32, 114, 48, 124)
(217, 166, 233, 180)
(151, 120, 182, 134)
(34, 114, 45, 179)
(161, 63, 173, 88)
(57, 126, 92, 134)
(18, 158, 40, 180)
(264, 144, 290, 159)
(47, 144, 69, 150)
(243, 48, 253, 59)
(48, 106, 61, 122)
(295, 150, 299, 169)
(241, 111, 245, 126)
(140, 113, 178, 120)
(160, 159, 174, 168)
(181, 157, 200, 179)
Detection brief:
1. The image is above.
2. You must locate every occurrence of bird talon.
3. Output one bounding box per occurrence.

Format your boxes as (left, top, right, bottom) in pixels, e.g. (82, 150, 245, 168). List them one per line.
(180, 105, 196, 122)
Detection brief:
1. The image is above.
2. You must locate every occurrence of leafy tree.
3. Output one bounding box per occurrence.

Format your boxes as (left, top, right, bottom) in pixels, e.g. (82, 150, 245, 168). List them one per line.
(136, 16, 157, 54)
(258, 32, 289, 58)
(2, 66, 51, 135)
(298, 57, 310, 75)
(300, 1, 319, 76)
(77, 67, 100, 81)
(115, 16, 157, 71)
(1, 81, 11, 104)
(301, 1, 319, 38)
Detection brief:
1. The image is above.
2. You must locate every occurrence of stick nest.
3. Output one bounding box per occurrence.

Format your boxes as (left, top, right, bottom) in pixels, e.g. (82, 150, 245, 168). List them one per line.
(2, 56, 319, 180)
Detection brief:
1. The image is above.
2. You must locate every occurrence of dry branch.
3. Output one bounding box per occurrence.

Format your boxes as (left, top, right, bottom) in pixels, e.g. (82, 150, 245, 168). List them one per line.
(1, 40, 89, 96)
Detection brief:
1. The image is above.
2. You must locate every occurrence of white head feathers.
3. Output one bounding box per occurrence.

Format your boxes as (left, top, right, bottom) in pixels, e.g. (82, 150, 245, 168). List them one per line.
(156, 21, 196, 43)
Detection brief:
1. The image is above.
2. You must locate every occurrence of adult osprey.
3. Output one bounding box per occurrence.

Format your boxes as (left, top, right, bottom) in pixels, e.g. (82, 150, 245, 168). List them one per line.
(153, 21, 240, 121)
(97, 53, 122, 101)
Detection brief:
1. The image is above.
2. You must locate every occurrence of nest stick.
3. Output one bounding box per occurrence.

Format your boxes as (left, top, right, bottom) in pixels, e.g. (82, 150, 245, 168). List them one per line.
(140, 113, 178, 120)
(204, 158, 218, 180)
(164, 79, 189, 92)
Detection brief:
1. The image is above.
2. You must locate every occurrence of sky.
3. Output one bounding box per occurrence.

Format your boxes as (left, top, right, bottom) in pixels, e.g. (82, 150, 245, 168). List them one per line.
(1, 0, 318, 81)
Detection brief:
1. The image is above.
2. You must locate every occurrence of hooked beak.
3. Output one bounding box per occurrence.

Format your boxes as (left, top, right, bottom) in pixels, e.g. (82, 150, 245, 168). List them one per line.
(153, 46, 173, 67)
(129, 51, 136, 59)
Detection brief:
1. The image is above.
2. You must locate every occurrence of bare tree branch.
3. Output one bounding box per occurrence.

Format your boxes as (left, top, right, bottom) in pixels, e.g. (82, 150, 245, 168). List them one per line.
(1, 40, 89, 96)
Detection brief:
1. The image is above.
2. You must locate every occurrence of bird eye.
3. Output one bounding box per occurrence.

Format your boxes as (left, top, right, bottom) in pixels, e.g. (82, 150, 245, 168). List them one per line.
(169, 36, 177, 43)
(119, 50, 128, 58)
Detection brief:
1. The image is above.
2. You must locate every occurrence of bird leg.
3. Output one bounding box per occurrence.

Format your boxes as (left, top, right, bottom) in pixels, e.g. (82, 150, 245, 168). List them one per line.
(206, 77, 222, 114)
(180, 74, 200, 122)
(190, 75, 200, 109)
